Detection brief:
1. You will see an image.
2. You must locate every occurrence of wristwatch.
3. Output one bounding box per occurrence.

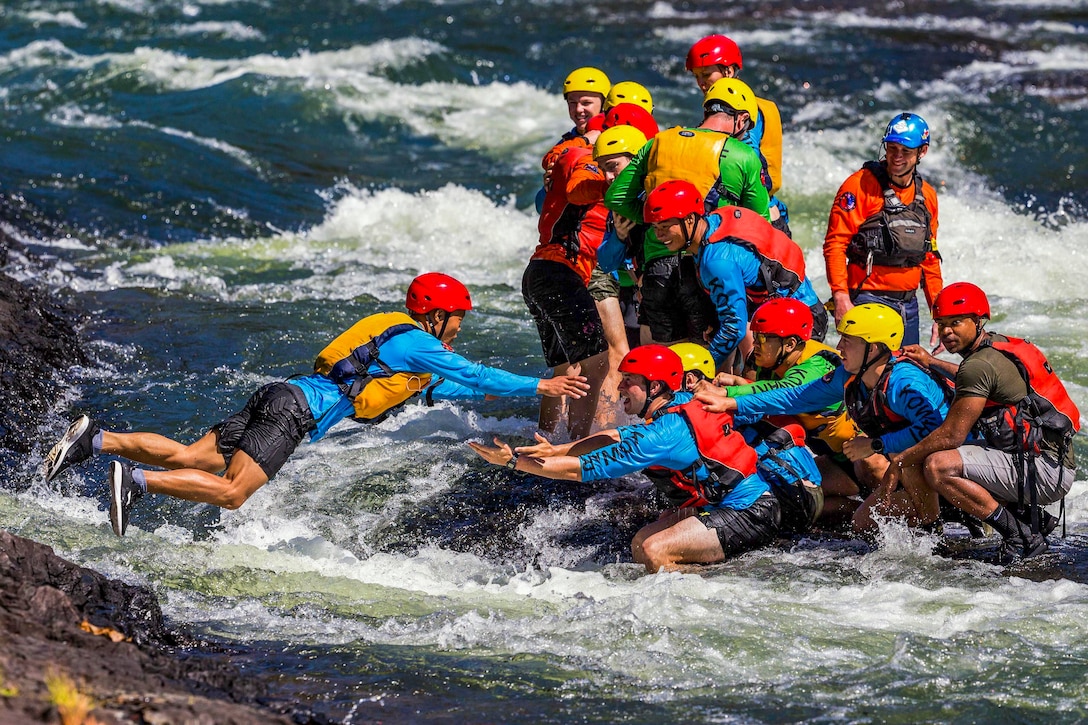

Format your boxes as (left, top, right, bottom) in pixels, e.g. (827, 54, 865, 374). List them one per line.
(506, 452, 519, 470)
(870, 437, 884, 453)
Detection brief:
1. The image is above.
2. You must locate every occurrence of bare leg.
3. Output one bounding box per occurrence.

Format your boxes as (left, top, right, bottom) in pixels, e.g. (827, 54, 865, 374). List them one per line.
(924, 449, 999, 520)
(101, 429, 226, 473)
(594, 296, 630, 429)
(537, 366, 568, 435)
(144, 448, 269, 510)
(853, 489, 927, 534)
(566, 351, 608, 440)
(633, 510, 725, 573)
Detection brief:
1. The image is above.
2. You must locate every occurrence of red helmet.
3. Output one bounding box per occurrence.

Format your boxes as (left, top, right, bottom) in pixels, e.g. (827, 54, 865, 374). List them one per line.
(584, 112, 606, 134)
(602, 103, 659, 139)
(751, 298, 814, 341)
(618, 344, 683, 391)
(643, 180, 703, 224)
(932, 282, 990, 320)
(685, 34, 743, 72)
(405, 273, 473, 314)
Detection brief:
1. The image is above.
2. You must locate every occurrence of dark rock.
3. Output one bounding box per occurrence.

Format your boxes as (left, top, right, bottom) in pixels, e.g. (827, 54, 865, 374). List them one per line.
(0, 198, 321, 724)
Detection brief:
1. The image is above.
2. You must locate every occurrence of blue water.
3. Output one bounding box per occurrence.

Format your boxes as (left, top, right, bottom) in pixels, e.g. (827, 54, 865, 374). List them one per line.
(3, 0, 1088, 721)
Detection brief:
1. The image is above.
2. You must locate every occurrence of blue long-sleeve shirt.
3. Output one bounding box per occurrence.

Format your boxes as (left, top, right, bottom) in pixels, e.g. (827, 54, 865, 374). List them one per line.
(290, 325, 540, 441)
(577, 393, 769, 510)
(733, 362, 950, 454)
(695, 213, 819, 367)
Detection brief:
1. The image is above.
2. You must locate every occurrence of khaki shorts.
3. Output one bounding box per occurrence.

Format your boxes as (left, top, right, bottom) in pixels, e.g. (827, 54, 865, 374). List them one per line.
(958, 444, 1075, 505)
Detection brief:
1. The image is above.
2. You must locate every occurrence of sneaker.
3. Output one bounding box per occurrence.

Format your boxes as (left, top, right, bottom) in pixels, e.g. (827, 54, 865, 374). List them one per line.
(43, 415, 99, 482)
(996, 533, 1049, 564)
(1009, 504, 1060, 537)
(108, 461, 143, 537)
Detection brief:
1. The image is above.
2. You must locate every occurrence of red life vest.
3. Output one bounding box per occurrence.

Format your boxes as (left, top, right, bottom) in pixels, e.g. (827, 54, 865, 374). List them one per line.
(844, 355, 954, 439)
(643, 400, 758, 508)
(973, 335, 1081, 455)
(535, 146, 609, 283)
(705, 205, 807, 304)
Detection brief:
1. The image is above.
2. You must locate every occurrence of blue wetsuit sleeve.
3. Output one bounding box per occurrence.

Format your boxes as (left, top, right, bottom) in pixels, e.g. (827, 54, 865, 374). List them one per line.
(878, 367, 951, 454)
(426, 377, 484, 401)
(579, 417, 696, 481)
(734, 367, 848, 419)
(699, 245, 753, 366)
(396, 329, 540, 398)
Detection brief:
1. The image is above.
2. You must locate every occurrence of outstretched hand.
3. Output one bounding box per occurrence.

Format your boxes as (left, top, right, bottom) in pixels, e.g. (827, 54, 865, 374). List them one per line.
(538, 368, 591, 398)
(467, 437, 515, 467)
(516, 432, 560, 459)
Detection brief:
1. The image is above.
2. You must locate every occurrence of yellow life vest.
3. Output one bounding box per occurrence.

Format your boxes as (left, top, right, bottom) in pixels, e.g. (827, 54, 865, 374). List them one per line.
(790, 340, 859, 453)
(313, 311, 432, 422)
(644, 127, 726, 196)
(755, 98, 783, 196)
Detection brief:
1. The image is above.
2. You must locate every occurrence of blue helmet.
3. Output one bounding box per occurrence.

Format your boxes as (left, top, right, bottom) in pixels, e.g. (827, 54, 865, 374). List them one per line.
(882, 112, 930, 149)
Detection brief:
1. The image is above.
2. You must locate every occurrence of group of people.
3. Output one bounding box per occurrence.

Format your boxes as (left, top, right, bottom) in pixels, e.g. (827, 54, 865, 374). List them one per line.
(42, 34, 1080, 573)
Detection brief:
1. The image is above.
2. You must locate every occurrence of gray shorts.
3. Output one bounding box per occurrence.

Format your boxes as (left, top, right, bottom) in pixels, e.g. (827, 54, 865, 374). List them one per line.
(958, 444, 1075, 505)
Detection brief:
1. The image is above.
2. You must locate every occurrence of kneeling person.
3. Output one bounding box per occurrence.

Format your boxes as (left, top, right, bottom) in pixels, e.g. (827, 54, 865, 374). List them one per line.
(469, 345, 780, 572)
(887, 282, 1079, 561)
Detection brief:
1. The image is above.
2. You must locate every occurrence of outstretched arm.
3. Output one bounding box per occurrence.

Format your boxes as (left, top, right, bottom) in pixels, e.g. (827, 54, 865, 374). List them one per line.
(468, 437, 583, 481)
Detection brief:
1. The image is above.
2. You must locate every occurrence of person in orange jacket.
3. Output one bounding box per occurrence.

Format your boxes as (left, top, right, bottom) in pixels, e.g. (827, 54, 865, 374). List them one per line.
(525, 129, 613, 439)
(823, 112, 943, 348)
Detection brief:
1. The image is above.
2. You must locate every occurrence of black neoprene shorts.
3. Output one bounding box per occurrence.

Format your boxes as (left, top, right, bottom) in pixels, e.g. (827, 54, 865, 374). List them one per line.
(213, 382, 315, 479)
(696, 493, 781, 558)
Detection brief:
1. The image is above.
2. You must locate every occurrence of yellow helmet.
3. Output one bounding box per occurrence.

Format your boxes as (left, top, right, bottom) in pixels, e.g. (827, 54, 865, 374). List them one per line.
(703, 77, 758, 122)
(669, 342, 716, 380)
(593, 126, 648, 160)
(563, 67, 611, 98)
(836, 304, 903, 351)
(605, 81, 654, 113)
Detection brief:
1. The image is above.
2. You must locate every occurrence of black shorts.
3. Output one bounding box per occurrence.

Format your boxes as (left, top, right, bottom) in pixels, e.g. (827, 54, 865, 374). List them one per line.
(638, 254, 717, 342)
(697, 493, 781, 558)
(213, 382, 315, 479)
(522, 259, 607, 367)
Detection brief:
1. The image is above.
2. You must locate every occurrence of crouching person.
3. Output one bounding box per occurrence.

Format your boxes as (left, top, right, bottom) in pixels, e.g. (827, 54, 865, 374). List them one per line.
(469, 345, 781, 572)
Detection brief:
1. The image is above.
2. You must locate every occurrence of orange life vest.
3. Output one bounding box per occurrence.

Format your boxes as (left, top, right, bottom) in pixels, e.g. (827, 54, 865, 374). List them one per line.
(313, 312, 432, 423)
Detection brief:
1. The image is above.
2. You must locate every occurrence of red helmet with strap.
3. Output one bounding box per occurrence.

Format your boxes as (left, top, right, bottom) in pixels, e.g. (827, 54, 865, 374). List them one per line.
(751, 298, 814, 340)
(933, 282, 990, 319)
(405, 273, 473, 314)
(602, 103, 659, 139)
(618, 344, 683, 391)
(643, 180, 703, 224)
(685, 34, 743, 71)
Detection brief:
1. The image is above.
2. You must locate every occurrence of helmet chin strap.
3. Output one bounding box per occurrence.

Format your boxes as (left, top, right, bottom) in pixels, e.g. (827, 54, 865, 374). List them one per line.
(679, 215, 695, 252)
(428, 311, 451, 341)
(855, 341, 890, 382)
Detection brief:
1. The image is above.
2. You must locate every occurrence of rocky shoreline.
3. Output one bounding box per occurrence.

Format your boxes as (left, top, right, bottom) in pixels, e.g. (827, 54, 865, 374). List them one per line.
(0, 200, 320, 724)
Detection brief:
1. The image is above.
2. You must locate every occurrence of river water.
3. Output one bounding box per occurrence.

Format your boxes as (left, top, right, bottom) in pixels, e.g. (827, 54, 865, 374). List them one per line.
(2, 0, 1088, 721)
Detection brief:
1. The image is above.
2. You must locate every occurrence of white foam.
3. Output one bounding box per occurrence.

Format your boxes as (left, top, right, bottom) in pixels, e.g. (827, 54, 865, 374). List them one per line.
(63, 183, 538, 302)
(22, 10, 87, 28)
(166, 21, 266, 41)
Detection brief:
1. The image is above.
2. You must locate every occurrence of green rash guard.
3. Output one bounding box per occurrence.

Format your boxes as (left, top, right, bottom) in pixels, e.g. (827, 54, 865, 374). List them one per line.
(724, 352, 840, 398)
(604, 129, 771, 229)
